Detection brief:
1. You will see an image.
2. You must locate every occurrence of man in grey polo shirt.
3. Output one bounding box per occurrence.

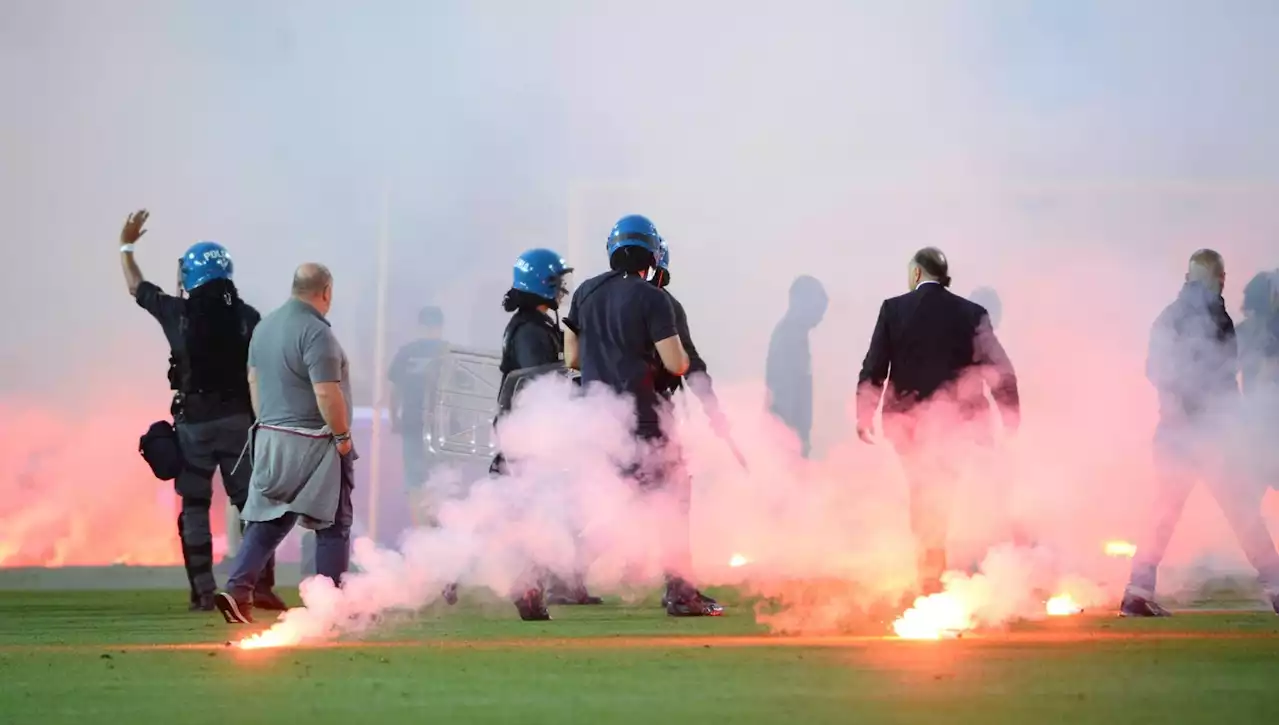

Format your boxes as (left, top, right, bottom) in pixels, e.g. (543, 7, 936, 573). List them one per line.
(215, 263, 356, 624)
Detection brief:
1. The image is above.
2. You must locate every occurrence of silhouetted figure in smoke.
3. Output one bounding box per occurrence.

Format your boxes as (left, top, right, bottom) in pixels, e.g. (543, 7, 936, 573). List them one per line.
(388, 306, 448, 506)
(765, 276, 828, 458)
(963, 285, 1031, 557)
(1121, 251, 1279, 617)
(119, 210, 284, 614)
(1237, 270, 1279, 399)
(563, 214, 722, 617)
(967, 286, 1003, 330)
(1236, 270, 1278, 497)
(855, 248, 1020, 596)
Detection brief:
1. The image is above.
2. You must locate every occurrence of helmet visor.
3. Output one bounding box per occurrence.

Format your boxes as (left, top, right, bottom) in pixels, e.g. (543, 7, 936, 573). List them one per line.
(554, 270, 575, 305)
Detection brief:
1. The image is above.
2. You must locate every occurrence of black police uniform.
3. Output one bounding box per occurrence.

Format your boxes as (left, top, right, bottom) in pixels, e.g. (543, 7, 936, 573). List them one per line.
(563, 271, 675, 440)
(135, 281, 278, 608)
(491, 308, 602, 612)
(491, 308, 566, 475)
(654, 291, 713, 399)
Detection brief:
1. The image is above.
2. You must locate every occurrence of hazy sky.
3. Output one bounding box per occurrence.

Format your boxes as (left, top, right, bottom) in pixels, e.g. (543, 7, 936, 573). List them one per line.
(0, 0, 1276, 575)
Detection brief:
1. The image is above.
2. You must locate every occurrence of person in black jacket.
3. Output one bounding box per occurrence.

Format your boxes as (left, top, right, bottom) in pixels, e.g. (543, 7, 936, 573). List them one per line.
(649, 239, 731, 438)
(118, 209, 284, 612)
(1121, 250, 1279, 617)
(491, 247, 602, 620)
(855, 247, 1019, 595)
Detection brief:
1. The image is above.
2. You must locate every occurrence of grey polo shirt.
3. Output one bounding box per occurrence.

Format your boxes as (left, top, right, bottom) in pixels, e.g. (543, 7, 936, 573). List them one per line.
(248, 298, 352, 428)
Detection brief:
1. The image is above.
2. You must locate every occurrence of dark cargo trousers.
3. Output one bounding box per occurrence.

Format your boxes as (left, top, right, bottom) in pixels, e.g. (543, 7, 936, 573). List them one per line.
(175, 414, 276, 601)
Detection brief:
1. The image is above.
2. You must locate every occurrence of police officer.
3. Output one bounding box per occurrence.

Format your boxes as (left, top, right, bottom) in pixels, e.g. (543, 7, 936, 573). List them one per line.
(648, 237, 736, 612)
(119, 210, 284, 612)
(489, 247, 603, 619)
(649, 240, 725, 419)
(562, 215, 722, 617)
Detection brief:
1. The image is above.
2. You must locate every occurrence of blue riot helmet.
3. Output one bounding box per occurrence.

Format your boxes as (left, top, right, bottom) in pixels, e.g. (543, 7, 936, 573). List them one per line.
(180, 241, 233, 292)
(512, 248, 573, 306)
(606, 214, 663, 259)
(651, 238, 672, 288)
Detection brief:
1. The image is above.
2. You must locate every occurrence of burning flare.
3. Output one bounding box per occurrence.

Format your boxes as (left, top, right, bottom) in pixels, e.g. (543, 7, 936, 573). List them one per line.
(891, 592, 973, 640)
(1104, 540, 1137, 558)
(728, 553, 750, 568)
(234, 623, 304, 650)
(1045, 593, 1083, 616)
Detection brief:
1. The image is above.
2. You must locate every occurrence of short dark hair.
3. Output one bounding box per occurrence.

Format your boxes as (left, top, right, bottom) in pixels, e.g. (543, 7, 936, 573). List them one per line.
(609, 246, 655, 274)
(912, 247, 951, 287)
(418, 305, 444, 327)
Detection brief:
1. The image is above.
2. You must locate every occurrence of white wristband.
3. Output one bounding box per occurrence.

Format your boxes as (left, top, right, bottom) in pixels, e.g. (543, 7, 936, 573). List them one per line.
(120, 243, 136, 254)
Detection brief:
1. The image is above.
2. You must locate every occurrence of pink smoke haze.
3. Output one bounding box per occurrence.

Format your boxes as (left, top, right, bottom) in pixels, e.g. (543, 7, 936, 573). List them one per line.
(0, 397, 188, 567)
(1, 2, 1274, 645)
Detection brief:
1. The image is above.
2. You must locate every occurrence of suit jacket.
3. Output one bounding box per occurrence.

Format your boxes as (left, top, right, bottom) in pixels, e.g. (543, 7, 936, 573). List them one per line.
(856, 282, 1019, 427)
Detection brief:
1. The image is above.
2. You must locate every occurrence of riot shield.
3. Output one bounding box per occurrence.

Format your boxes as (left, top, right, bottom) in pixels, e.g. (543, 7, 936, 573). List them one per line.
(423, 346, 503, 460)
(496, 362, 574, 415)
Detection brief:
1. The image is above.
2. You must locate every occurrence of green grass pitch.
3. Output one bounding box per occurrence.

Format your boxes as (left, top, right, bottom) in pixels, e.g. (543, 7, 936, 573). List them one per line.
(0, 589, 1275, 725)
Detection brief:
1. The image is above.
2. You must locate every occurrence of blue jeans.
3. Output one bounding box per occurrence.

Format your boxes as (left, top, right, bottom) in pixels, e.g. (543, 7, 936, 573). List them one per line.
(226, 453, 355, 602)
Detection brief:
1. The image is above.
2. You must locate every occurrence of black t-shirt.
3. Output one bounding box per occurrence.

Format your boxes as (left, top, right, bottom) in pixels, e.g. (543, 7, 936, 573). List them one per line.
(563, 271, 679, 431)
(668, 293, 708, 377)
(135, 280, 260, 422)
(388, 338, 448, 428)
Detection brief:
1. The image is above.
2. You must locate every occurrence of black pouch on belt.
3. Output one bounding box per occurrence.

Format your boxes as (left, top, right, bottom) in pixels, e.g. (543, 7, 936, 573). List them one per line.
(139, 420, 184, 481)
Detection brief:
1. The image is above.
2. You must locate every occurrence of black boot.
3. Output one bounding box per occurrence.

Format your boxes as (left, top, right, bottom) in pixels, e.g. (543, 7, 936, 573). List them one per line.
(514, 588, 551, 621)
(545, 573, 603, 605)
(178, 512, 217, 611)
(663, 577, 723, 617)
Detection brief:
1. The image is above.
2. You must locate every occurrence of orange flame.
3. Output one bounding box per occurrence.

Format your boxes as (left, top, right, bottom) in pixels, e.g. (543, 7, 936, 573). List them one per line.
(1045, 593, 1083, 616)
(891, 592, 973, 639)
(1104, 540, 1137, 558)
(234, 622, 303, 650)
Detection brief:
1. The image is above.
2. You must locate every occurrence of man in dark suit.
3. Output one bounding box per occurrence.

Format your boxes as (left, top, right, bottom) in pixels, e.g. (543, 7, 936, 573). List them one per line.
(855, 248, 1020, 594)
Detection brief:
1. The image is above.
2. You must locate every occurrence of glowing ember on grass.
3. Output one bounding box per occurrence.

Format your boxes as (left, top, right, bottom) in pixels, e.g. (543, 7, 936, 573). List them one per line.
(728, 553, 750, 568)
(1045, 594, 1083, 616)
(1104, 540, 1137, 558)
(891, 592, 973, 640)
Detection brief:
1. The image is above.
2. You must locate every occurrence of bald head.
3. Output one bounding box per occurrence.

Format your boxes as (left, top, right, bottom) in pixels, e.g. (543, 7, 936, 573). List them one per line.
(291, 262, 334, 315)
(292, 263, 332, 297)
(1187, 249, 1226, 294)
(907, 246, 952, 290)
